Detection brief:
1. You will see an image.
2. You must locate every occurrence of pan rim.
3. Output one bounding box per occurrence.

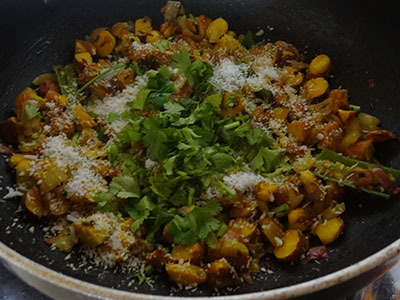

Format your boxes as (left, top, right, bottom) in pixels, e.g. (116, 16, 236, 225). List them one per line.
(1, 238, 400, 299)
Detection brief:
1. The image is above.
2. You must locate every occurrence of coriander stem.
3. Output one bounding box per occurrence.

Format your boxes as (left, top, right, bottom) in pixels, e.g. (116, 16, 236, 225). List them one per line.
(215, 181, 236, 196)
(349, 104, 361, 111)
(188, 188, 195, 205)
(317, 149, 400, 179)
(271, 203, 289, 213)
(177, 171, 188, 176)
(224, 121, 240, 130)
(71, 132, 80, 147)
(78, 63, 126, 93)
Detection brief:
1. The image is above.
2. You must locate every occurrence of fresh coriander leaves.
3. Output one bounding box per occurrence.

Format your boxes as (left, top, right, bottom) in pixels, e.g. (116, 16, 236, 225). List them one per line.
(94, 174, 140, 208)
(154, 38, 171, 53)
(211, 153, 235, 172)
(171, 50, 191, 75)
(142, 117, 168, 161)
(146, 66, 174, 109)
(126, 196, 155, 232)
(249, 147, 286, 173)
(128, 66, 175, 111)
(171, 50, 213, 87)
(113, 175, 141, 199)
(118, 122, 142, 143)
(167, 199, 222, 245)
(97, 60, 286, 245)
(203, 93, 222, 110)
(241, 31, 256, 49)
(107, 112, 118, 123)
(130, 61, 144, 76)
(163, 102, 185, 116)
(131, 88, 151, 110)
(71, 132, 80, 147)
(225, 96, 237, 108)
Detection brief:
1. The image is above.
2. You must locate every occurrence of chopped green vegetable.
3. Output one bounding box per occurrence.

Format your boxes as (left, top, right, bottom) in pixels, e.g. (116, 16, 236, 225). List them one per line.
(53, 65, 80, 106)
(130, 61, 143, 76)
(189, 13, 198, 25)
(249, 147, 286, 173)
(87, 111, 99, 118)
(314, 172, 390, 199)
(93, 191, 114, 207)
(204, 222, 227, 248)
(127, 196, 155, 232)
(168, 199, 222, 245)
(142, 117, 168, 161)
(131, 88, 151, 110)
(224, 121, 240, 130)
(264, 159, 293, 178)
(226, 95, 237, 107)
(172, 50, 192, 74)
(23, 104, 40, 121)
(78, 63, 126, 93)
(255, 88, 273, 103)
(107, 112, 119, 123)
(145, 66, 174, 109)
(271, 203, 290, 214)
(71, 132, 80, 147)
(96, 127, 106, 140)
(172, 50, 213, 87)
(317, 149, 400, 180)
(349, 104, 361, 111)
(215, 180, 236, 196)
(154, 39, 170, 53)
(203, 93, 222, 112)
(117, 123, 142, 143)
(94, 63, 281, 246)
(111, 175, 141, 199)
(134, 264, 154, 287)
(94, 174, 141, 207)
(241, 31, 256, 49)
(255, 29, 264, 36)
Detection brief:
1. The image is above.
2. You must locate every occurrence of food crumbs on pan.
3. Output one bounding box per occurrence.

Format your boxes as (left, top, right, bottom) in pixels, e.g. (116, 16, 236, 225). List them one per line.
(0, 0, 399, 293)
(266, 269, 274, 275)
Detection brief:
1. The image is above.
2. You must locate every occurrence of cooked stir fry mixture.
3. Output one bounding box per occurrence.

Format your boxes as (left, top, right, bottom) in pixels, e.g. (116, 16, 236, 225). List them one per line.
(2, 1, 400, 289)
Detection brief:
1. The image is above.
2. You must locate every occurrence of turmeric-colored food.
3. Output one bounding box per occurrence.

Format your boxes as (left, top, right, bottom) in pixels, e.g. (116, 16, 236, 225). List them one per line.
(1, 1, 399, 291)
(315, 217, 344, 244)
(274, 229, 309, 261)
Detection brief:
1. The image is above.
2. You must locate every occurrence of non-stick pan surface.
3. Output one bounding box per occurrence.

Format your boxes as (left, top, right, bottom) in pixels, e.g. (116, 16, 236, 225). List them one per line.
(1, 0, 400, 298)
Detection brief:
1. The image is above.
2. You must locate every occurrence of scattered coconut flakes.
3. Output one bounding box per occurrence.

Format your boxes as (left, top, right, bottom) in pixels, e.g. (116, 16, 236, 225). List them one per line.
(3, 186, 23, 199)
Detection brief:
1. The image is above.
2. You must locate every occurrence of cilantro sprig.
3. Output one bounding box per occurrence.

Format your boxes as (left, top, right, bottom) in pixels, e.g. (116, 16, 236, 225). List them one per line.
(94, 61, 285, 246)
(171, 50, 213, 87)
(132, 66, 174, 110)
(168, 199, 222, 245)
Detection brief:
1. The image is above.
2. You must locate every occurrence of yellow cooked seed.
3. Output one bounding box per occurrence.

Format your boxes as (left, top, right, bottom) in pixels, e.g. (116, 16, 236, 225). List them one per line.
(94, 31, 116, 57)
(315, 217, 344, 244)
(135, 17, 153, 36)
(206, 18, 228, 43)
(146, 30, 162, 43)
(305, 77, 329, 99)
(309, 54, 331, 76)
(74, 52, 92, 64)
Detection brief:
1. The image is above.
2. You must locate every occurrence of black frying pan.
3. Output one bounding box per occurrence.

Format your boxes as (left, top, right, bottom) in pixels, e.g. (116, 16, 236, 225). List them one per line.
(1, 0, 400, 299)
